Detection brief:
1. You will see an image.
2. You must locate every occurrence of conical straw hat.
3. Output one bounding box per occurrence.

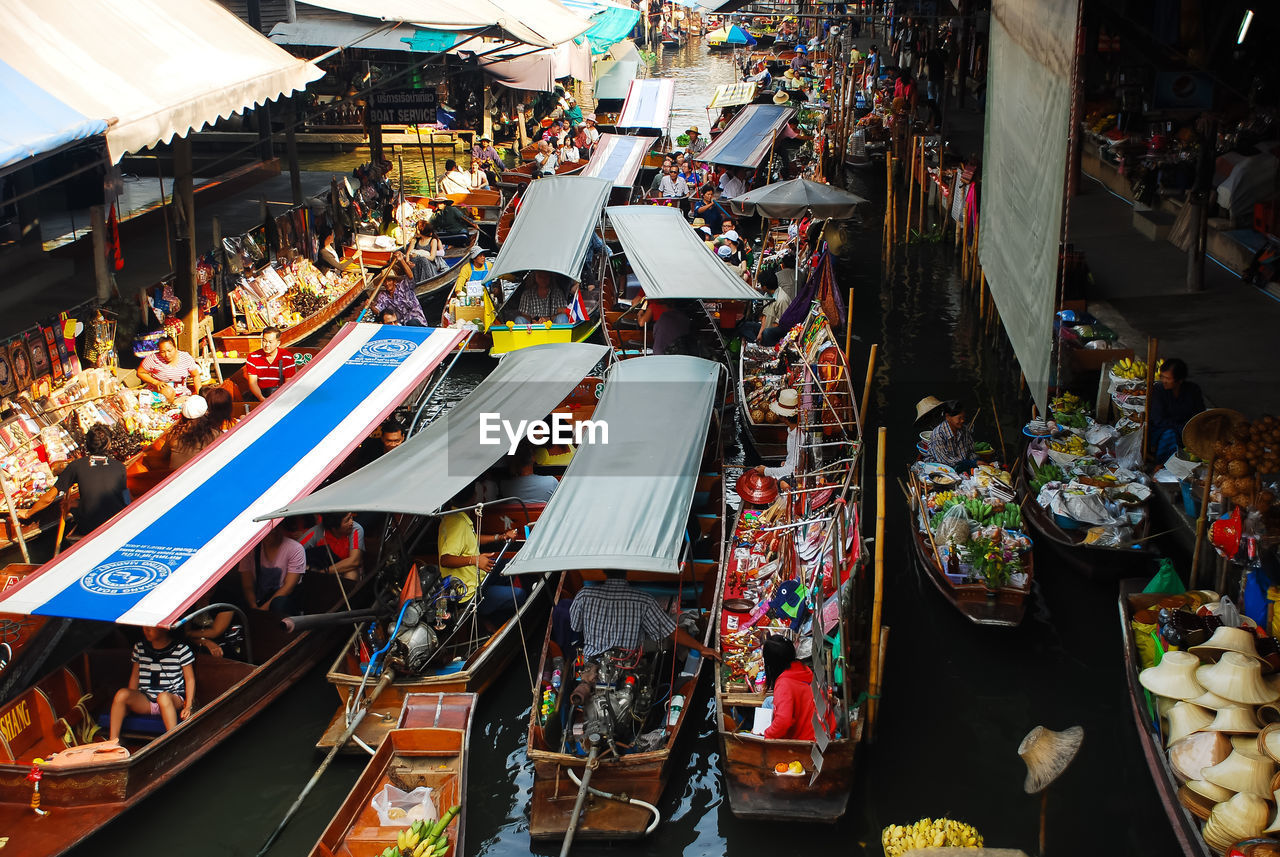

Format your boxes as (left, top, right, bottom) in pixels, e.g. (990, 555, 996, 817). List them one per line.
(1170, 731, 1232, 782)
(914, 396, 945, 425)
(1186, 777, 1236, 802)
(1190, 625, 1265, 664)
(1209, 791, 1269, 840)
(1188, 689, 1236, 711)
(1017, 725, 1083, 794)
(1265, 788, 1280, 833)
(1257, 722, 1280, 764)
(1258, 701, 1280, 725)
(1203, 749, 1277, 797)
(1197, 652, 1280, 705)
(1232, 734, 1269, 760)
(1140, 651, 1206, 701)
(1203, 704, 1262, 735)
(1166, 701, 1214, 746)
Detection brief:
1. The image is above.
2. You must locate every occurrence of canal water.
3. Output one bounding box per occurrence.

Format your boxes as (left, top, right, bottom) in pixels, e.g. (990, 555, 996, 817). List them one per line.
(77, 41, 1177, 857)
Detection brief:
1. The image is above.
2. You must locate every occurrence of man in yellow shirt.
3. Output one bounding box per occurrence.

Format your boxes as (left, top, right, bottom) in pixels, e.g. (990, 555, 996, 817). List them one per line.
(438, 485, 518, 603)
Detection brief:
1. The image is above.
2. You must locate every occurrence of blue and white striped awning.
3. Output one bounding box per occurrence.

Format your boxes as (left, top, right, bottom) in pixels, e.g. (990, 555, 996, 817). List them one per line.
(617, 78, 675, 131)
(0, 58, 106, 173)
(697, 103, 794, 168)
(581, 134, 651, 188)
(0, 324, 464, 627)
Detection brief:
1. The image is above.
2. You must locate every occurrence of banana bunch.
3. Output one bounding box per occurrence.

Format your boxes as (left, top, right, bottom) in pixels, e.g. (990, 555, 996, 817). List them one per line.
(1049, 391, 1083, 414)
(1113, 358, 1147, 380)
(387, 805, 461, 857)
(881, 817, 983, 855)
(1050, 434, 1088, 456)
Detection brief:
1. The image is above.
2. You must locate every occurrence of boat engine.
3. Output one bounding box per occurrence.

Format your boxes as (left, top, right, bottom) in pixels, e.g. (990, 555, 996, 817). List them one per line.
(382, 599, 440, 675)
(568, 655, 655, 754)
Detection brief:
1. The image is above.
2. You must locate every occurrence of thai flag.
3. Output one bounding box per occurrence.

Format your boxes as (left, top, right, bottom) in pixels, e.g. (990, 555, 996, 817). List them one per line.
(567, 291, 588, 324)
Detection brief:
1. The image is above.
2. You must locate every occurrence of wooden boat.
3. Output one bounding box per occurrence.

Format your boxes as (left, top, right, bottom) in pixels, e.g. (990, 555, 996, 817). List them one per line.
(738, 342, 791, 463)
(343, 233, 409, 269)
(408, 190, 503, 227)
(309, 692, 474, 857)
(501, 160, 585, 188)
(906, 467, 1034, 627)
(1119, 579, 1214, 857)
(659, 31, 683, 48)
(0, 574, 368, 857)
(212, 275, 367, 356)
(712, 312, 868, 821)
(1013, 447, 1157, 581)
(412, 228, 481, 300)
(495, 191, 518, 245)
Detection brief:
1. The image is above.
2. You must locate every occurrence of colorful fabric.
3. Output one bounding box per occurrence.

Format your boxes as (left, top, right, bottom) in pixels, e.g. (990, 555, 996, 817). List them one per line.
(132, 639, 194, 701)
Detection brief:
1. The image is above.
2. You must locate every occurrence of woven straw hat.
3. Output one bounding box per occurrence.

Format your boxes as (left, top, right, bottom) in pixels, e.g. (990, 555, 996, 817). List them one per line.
(1170, 731, 1232, 782)
(1257, 723, 1280, 764)
(1017, 725, 1083, 794)
(773, 90, 791, 105)
(1140, 651, 1206, 701)
(1177, 784, 1217, 821)
(1166, 701, 1215, 746)
(770, 388, 799, 417)
(1233, 734, 1270, 760)
(1189, 688, 1237, 711)
(1208, 792, 1270, 842)
(1203, 749, 1277, 797)
(1187, 777, 1237, 803)
(914, 396, 945, 425)
(1264, 788, 1280, 834)
(1191, 626, 1265, 664)
(1261, 703, 1280, 726)
(1204, 704, 1263, 735)
(1197, 652, 1280, 705)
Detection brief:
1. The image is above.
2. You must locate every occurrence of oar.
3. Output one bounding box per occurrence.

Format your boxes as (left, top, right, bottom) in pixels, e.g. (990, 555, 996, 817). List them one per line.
(254, 668, 396, 856)
(53, 511, 67, 557)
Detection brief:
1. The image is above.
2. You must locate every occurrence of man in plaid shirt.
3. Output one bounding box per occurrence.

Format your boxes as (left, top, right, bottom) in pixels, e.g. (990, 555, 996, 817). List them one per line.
(928, 400, 976, 471)
(570, 570, 717, 659)
(513, 271, 571, 324)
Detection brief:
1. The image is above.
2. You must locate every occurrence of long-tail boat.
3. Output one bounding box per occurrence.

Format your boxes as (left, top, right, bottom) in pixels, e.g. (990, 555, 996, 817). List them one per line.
(308, 692, 474, 857)
(0, 324, 466, 857)
(510, 355, 725, 846)
(712, 302, 869, 821)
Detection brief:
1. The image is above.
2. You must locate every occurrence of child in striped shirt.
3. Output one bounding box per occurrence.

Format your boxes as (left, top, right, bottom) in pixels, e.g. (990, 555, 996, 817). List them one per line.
(108, 627, 196, 740)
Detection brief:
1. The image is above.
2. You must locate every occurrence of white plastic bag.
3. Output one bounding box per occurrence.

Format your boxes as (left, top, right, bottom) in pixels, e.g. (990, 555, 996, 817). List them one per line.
(1115, 429, 1143, 471)
(936, 503, 972, 545)
(371, 784, 438, 827)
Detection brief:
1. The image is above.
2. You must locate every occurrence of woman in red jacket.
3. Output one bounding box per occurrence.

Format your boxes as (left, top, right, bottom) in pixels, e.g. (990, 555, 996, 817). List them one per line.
(762, 635, 834, 741)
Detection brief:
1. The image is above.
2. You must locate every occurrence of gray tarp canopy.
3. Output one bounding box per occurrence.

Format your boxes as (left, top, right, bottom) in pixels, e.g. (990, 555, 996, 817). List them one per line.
(730, 178, 868, 220)
(504, 355, 720, 576)
(606, 205, 766, 301)
(593, 60, 639, 101)
(259, 343, 607, 519)
(485, 176, 612, 283)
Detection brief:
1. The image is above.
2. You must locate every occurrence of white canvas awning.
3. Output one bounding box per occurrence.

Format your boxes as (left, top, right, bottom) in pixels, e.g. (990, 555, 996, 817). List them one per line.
(0, 0, 324, 163)
(299, 0, 591, 49)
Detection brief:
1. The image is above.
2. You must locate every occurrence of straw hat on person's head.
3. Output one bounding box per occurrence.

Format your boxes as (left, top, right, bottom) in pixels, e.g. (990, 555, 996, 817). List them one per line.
(1197, 652, 1280, 705)
(770, 388, 799, 418)
(1191, 626, 1265, 664)
(479, 135, 492, 143)
(773, 91, 791, 105)
(181, 395, 207, 420)
(1204, 704, 1263, 735)
(914, 396, 945, 425)
(691, 217, 707, 228)
(1203, 749, 1278, 798)
(1139, 650, 1207, 701)
(1017, 725, 1083, 794)
(686, 126, 700, 136)
(1167, 701, 1215, 746)
(468, 245, 486, 260)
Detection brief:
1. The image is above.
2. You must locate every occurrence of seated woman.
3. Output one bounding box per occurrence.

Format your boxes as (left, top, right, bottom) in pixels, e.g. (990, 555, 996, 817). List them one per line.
(239, 524, 307, 615)
(300, 512, 365, 581)
(182, 594, 243, 659)
(557, 137, 581, 165)
(151, 387, 235, 470)
(409, 220, 447, 282)
(137, 335, 201, 404)
(511, 270, 571, 325)
(761, 635, 833, 741)
(108, 626, 195, 740)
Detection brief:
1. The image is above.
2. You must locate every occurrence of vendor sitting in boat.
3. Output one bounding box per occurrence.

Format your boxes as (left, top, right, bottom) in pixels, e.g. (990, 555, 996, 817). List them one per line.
(761, 635, 833, 741)
(510, 271, 572, 325)
(927, 399, 977, 471)
(753, 388, 802, 489)
(1150, 357, 1206, 461)
(137, 335, 201, 403)
(570, 569, 717, 661)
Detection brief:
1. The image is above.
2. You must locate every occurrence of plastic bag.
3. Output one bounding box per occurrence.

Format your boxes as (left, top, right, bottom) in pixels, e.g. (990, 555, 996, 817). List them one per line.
(1115, 429, 1143, 471)
(936, 503, 972, 546)
(1131, 614, 1161, 669)
(371, 784, 437, 827)
(1142, 558, 1186, 595)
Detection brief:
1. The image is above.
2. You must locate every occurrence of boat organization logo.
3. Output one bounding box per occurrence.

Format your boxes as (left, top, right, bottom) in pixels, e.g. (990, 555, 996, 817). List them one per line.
(348, 338, 419, 366)
(80, 559, 172, 596)
(479, 412, 608, 455)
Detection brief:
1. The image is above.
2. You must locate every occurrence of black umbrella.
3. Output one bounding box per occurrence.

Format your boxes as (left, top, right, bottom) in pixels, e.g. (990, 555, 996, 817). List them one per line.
(730, 177, 867, 220)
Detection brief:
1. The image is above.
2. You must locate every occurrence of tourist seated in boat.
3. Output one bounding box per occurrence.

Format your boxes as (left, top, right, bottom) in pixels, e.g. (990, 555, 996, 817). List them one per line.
(409, 220, 447, 281)
(557, 137, 581, 166)
(153, 387, 235, 469)
(438, 159, 471, 196)
(438, 483, 523, 625)
(428, 198, 474, 246)
(649, 156, 675, 195)
(1149, 357, 1206, 461)
(239, 522, 307, 615)
(928, 400, 977, 471)
(245, 326, 297, 401)
(182, 594, 243, 659)
(739, 268, 791, 346)
(21, 423, 131, 536)
(753, 389, 801, 486)
(467, 160, 491, 190)
(570, 123, 591, 159)
(636, 293, 691, 355)
(500, 441, 559, 504)
(582, 114, 600, 148)
(760, 635, 833, 740)
(472, 135, 501, 185)
(533, 140, 558, 176)
(371, 253, 429, 326)
(570, 569, 717, 662)
(300, 512, 365, 581)
(317, 226, 359, 274)
(137, 335, 201, 403)
(719, 167, 748, 199)
(107, 626, 196, 741)
(692, 186, 729, 234)
(717, 243, 750, 282)
(659, 163, 690, 198)
(510, 271, 572, 325)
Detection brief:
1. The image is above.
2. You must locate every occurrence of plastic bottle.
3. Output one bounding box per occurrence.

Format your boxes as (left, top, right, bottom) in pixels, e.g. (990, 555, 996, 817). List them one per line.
(667, 694, 685, 726)
(680, 649, 701, 679)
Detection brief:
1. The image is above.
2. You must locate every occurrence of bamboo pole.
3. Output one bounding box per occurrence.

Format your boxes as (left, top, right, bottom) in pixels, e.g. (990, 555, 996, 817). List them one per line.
(844, 290, 855, 359)
(1141, 337, 1159, 462)
(990, 392, 1008, 463)
(916, 138, 926, 235)
(1190, 454, 1216, 589)
(904, 135, 916, 242)
(868, 425, 886, 739)
(860, 343, 878, 426)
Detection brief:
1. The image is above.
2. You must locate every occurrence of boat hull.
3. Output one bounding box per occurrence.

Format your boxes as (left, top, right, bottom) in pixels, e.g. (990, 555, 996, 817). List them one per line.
(719, 731, 858, 821)
(213, 277, 366, 354)
(488, 318, 600, 356)
(908, 519, 1030, 627)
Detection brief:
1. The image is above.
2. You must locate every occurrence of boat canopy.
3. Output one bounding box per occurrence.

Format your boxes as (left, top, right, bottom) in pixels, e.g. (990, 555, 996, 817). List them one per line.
(592, 60, 640, 102)
(0, 59, 107, 174)
(731, 177, 868, 220)
(696, 103, 795, 168)
(0, 325, 464, 627)
(485, 176, 612, 283)
(708, 82, 759, 109)
(617, 79, 676, 130)
(0, 0, 323, 164)
(581, 134, 650, 188)
(295, 0, 591, 49)
(606, 206, 766, 301)
(504, 355, 720, 576)
(262, 343, 607, 520)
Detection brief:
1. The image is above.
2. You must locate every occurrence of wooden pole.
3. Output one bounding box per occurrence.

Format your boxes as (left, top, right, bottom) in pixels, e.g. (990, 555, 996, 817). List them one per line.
(990, 393, 1008, 463)
(1039, 790, 1049, 857)
(868, 425, 886, 739)
(1141, 337, 1159, 462)
(904, 135, 916, 242)
(1190, 455, 1216, 589)
(844, 290, 855, 359)
(860, 343, 878, 426)
(916, 138, 926, 235)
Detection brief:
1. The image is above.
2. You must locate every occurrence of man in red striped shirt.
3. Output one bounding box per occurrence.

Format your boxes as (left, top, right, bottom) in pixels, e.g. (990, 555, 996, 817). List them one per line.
(245, 326, 296, 402)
